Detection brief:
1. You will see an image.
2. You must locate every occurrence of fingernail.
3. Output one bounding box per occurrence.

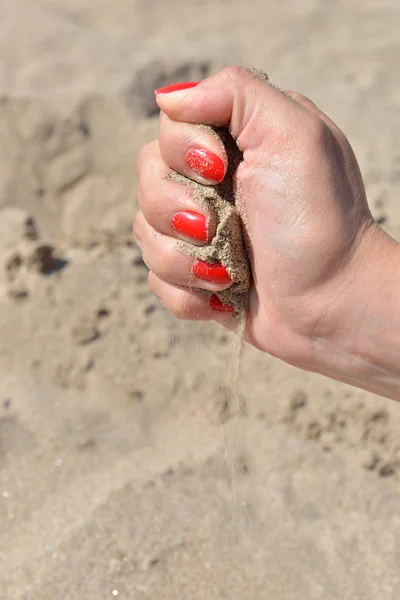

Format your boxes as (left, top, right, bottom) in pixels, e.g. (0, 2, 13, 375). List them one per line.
(209, 294, 234, 313)
(171, 211, 208, 244)
(192, 261, 231, 284)
(185, 149, 225, 183)
(155, 82, 199, 95)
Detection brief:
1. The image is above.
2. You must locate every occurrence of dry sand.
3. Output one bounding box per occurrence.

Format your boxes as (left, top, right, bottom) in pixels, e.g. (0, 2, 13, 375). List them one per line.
(1, 0, 400, 598)
(170, 125, 250, 311)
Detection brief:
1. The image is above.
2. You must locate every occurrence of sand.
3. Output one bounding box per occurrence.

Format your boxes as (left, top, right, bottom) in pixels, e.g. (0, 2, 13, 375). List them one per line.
(170, 126, 250, 311)
(1, 0, 400, 598)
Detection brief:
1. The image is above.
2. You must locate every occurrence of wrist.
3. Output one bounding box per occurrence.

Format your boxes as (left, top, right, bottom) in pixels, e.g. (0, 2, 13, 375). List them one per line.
(313, 221, 400, 399)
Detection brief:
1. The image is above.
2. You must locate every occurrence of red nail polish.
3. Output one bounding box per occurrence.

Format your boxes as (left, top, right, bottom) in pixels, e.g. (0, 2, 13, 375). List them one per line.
(209, 294, 234, 313)
(155, 82, 199, 94)
(192, 260, 231, 284)
(171, 211, 208, 243)
(185, 149, 225, 183)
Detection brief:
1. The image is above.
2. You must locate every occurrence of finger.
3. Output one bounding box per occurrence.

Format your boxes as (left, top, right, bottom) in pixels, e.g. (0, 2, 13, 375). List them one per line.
(158, 112, 227, 185)
(133, 212, 232, 293)
(136, 139, 216, 245)
(285, 90, 320, 113)
(155, 66, 305, 151)
(149, 271, 236, 321)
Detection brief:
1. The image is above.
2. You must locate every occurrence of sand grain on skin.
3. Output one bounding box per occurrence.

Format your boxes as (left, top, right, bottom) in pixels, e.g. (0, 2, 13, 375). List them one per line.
(169, 126, 251, 312)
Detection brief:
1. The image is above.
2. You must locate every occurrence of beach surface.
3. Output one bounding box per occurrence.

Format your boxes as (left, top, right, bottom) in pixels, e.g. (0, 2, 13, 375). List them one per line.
(1, 0, 400, 597)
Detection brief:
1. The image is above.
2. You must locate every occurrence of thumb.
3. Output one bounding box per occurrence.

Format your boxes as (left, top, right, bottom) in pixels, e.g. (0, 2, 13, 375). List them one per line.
(155, 66, 302, 149)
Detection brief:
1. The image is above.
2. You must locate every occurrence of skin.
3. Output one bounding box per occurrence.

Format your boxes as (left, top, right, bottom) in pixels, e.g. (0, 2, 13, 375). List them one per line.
(134, 66, 400, 401)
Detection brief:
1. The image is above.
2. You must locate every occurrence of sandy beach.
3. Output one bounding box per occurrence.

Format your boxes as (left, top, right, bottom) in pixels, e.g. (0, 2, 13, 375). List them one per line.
(1, 0, 400, 597)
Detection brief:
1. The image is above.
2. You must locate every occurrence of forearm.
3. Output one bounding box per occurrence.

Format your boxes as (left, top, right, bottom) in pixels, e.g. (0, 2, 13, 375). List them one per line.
(314, 224, 400, 400)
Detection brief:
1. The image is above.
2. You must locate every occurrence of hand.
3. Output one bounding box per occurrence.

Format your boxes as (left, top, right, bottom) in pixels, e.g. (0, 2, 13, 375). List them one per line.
(135, 67, 399, 399)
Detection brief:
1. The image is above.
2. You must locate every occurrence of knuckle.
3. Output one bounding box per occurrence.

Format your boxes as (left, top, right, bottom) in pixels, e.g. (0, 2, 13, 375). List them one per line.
(154, 248, 172, 280)
(143, 234, 176, 282)
(132, 218, 145, 254)
(221, 65, 249, 85)
(132, 211, 143, 240)
(148, 270, 159, 293)
(306, 114, 331, 148)
(148, 270, 200, 321)
(174, 297, 192, 321)
(138, 179, 155, 214)
(136, 142, 151, 176)
(136, 140, 159, 180)
(142, 187, 169, 227)
(288, 90, 312, 105)
(143, 151, 160, 182)
(136, 172, 167, 222)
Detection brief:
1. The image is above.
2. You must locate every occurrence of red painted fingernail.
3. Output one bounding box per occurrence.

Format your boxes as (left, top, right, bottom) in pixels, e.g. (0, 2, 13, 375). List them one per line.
(155, 82, 199, 94)
(192, 260, 231, 284)
(209, 294, 234, 312)
(171, 211, 208, 243)
(185, 149, 225, 183)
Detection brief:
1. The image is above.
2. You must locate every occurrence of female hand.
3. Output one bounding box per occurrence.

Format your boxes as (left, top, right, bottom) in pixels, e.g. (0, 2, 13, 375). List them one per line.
(134, 67, 400, 400)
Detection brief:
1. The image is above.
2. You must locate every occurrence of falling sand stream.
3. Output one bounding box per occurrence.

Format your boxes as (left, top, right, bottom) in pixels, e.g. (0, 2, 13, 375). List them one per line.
(171, 117, 256, 536)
